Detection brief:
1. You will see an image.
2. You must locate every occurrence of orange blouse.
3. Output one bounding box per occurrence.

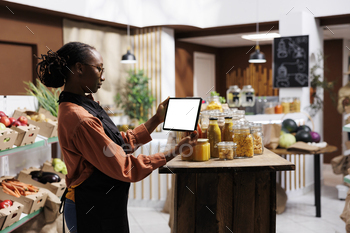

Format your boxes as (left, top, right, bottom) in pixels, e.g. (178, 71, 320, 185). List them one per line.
(57, 102, 166, 201)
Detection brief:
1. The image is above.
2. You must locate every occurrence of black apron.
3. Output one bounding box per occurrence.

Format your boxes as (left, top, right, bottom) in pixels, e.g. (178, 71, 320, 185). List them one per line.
(59, 91, 131, 233)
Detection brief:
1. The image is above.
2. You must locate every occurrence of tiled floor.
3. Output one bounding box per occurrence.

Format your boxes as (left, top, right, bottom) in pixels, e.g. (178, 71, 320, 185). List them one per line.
(128, 164, 348, 233)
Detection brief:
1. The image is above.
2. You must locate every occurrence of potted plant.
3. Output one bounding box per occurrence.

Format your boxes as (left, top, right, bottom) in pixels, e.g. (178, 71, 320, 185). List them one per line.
(115, 70, 155, 125)
(305, 53, 337, 117)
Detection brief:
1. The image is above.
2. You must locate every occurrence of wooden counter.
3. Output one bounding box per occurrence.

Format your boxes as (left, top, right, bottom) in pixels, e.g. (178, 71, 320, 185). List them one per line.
(159, 149, 295, 233)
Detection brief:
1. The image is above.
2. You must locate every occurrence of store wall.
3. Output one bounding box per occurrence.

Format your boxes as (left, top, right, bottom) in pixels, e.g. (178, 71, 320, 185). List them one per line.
(323, 39, 343, 163)
(0, 5, 63, 95)
(175, 41, 219, 97)
(216, 44, 272, 96)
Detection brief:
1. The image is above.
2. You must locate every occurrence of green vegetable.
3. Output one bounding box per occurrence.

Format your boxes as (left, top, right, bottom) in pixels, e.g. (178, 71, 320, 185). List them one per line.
(282, 119, 298, 133)
(210, 91, 226, 104)
(24, 79, 61, 117)
(279, 133, 296, 148)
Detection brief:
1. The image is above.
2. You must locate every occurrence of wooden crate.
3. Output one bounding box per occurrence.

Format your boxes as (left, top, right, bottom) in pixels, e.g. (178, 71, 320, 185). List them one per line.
(0, 201, 24, 231)
(0, 128, 18, 151)
(17, 168, 66, 197)
(10, 124, 40, 147)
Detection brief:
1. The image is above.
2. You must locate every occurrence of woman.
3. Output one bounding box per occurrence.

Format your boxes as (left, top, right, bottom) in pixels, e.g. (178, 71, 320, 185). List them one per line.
(36, 42, 198, 233)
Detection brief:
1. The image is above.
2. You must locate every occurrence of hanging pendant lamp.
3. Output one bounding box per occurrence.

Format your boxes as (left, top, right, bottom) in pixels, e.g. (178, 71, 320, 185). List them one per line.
(121, 25, 137, 64)
(249, 0, 266, 64)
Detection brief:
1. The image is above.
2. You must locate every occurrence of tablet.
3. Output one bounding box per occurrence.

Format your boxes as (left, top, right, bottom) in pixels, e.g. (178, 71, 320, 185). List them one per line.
(163, 97, 202, 132)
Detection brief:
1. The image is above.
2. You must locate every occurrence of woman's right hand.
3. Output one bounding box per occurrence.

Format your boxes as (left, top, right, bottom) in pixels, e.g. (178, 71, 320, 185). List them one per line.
(164, 131, 198, 162)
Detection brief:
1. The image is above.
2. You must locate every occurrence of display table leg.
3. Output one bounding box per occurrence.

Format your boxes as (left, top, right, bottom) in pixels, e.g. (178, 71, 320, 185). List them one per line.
(314, 153, 321, 217)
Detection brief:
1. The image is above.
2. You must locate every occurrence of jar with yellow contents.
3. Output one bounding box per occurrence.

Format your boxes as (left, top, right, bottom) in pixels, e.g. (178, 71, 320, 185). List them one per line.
(222, 116, 233, 141)
(206, 96, 223, 112)
(232, 125, 254, 158)
(192, 139, 210, 161)
(250, 123, 264, 155)
(207, 117, 221, 158)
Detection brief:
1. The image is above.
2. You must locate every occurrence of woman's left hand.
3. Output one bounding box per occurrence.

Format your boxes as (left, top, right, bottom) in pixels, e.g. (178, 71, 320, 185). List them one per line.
(155, 96, 170, 123)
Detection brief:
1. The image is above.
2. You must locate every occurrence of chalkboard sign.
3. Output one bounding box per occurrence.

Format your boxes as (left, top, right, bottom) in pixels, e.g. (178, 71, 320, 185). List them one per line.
(273, 35, 309, 88)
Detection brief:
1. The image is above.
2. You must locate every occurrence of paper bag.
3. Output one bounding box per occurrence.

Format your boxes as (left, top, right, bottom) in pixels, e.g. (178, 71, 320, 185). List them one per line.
(331, 155, 350, 176)
(263, 124, 281, 150)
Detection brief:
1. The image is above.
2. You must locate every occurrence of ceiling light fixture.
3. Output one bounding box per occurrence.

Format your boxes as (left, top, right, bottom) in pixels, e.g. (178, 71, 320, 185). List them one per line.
(121, 25, 137, 64)
(242, 32, 280, 41)
(249, 0, 266, 64)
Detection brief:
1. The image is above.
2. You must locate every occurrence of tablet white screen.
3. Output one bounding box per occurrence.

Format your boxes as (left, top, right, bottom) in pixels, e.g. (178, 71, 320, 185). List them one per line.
(163, 98, 201, 131)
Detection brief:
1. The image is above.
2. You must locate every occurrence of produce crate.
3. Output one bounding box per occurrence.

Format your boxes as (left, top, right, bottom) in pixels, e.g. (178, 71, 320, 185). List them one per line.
(10, 124, 40, 147)
(17, 168, 66, 197)
(0, 176, 47, 214)
(0, 129, 18, 151)
(12, 108, 58, 138)
(0, 201, 24, 231)
(42, 160, 66, 180)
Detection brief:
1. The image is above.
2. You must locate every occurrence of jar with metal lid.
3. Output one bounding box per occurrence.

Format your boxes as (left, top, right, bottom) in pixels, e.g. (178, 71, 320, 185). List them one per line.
(192, 139, 210, 162)
(292, 97, 301, 112)
(209, 110, 226, 135)
(232, 125, 254, 158)
(222, 116, 234, 141)
(281, 97, 291, 113)
(236, 110, 248, 123)
(207, 96, 223, 112)
(226, 85, 241, 108)
(264, 102, 276, 114)
(250, 123, 264, 155)
(207, 117, 221, 158)
(274, 102, 283, 114)
(241, 85, 255, 107)
(217, 141, 236, 160)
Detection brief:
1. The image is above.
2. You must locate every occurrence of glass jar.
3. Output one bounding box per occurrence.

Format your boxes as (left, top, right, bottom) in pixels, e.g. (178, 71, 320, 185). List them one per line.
(199, 111, 210, 139)
(217, 142, 236, 160)
(241, 85, 255, 107)
(207, 96, 223, 112)
(209, 110, 226, 135)
(250, 123, 264, 155)
(192, 139, 210, 162)
(207, 117, 221, 158)
(281, 97, 291, 113)
(293, 97, 301, 112)
(222, 117, 234, 141)
(274, 102, 283, 114)
(232, 125, 254, 158)
(177, 132, 193, 161)
(226, 85, 241, 108)
(264, 102, 275, 114)
(236, 110, 248, 124)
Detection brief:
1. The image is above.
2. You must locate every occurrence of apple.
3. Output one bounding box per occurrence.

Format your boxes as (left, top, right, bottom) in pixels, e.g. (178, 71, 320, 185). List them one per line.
(8, 117, 16, 126)
(12, 121, 21, 127)
(17, 116, 28, 125)
(0, 123, 6, 130)
(0, 111, 6, 118)
(0, 117, 11, 127)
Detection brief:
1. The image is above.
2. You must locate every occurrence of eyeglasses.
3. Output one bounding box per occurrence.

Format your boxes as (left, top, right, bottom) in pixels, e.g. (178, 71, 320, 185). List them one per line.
(82, 63, 104, 76)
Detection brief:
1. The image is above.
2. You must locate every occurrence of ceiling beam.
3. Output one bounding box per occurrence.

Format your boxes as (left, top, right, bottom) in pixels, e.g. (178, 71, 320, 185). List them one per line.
(175, 21, 279, 39)
(319, 14, 350, 26)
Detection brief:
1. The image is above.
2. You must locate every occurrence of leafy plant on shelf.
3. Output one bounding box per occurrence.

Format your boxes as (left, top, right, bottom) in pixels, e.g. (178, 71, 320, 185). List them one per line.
(24, 79, 61, 117)
(305, 53, 338, 118)
(210, 91, 226, 104)
(115, 70, 155, 124)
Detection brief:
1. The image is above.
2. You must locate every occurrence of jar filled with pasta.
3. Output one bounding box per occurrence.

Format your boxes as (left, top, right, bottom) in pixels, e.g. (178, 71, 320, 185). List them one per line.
(281, 97, 291, 113)
(207, 96, 223, 112)
(232, 125, 254, 158)
(250, 123, 264, 155)
(207, 117, 221, 158)
(217, 142, 236, 160)
(222, 116, 234, 141)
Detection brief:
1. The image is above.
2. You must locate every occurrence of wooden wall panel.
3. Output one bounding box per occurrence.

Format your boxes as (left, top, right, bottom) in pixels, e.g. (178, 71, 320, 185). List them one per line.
(323, 39, 343, 163)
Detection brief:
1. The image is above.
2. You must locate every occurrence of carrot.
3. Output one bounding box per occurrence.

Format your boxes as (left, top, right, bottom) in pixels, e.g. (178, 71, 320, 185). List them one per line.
(2, 185, 20, 198)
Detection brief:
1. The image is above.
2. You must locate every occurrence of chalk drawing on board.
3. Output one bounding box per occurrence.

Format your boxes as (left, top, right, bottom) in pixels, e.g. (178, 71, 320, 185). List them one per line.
(275, 59, 308, 87)
(277, 38, 306, 59)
